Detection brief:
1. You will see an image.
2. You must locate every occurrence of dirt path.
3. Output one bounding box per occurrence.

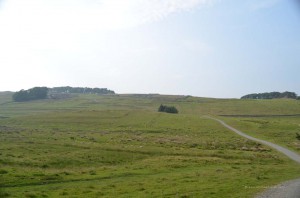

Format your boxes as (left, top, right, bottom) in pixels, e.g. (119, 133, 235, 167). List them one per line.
(206, 116, 300, 198)
(255, 178, 300, 198)
(206, 116, 300, 163)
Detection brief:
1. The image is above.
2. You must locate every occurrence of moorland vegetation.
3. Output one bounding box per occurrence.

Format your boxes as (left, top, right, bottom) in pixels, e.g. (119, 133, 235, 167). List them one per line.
(0, 91, 299, 197)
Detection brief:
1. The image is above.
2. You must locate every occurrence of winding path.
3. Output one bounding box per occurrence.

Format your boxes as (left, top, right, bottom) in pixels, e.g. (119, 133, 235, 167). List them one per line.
(206, 116, 300, 198)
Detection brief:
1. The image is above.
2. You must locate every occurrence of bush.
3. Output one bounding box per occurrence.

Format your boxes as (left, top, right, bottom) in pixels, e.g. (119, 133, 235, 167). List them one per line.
(0, 169, 8, 174)
(158, 104, 178, 114)
(296, 133, 300, 141)
(0, 191, 10, 198)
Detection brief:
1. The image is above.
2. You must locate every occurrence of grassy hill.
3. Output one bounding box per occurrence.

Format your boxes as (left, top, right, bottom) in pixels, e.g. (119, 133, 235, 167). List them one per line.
(0, 93, 300, 197)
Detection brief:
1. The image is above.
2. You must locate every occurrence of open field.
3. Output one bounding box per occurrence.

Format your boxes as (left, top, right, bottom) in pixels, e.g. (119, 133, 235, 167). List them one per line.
(0, 93, 300, 197)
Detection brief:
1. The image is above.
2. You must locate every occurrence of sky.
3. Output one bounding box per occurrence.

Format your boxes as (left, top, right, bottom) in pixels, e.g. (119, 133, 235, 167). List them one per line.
(0, 0, 299, 98)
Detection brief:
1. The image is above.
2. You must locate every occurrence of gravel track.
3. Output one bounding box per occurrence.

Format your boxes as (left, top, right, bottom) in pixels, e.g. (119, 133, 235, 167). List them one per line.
(206, 116, 300, 198)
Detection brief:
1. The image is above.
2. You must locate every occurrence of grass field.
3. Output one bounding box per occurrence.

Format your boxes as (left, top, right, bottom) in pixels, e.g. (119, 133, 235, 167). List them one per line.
(0, 93, 300, 197)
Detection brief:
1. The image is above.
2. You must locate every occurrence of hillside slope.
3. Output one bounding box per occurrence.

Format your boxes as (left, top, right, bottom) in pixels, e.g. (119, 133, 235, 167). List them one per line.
(0, 94, 299, 197)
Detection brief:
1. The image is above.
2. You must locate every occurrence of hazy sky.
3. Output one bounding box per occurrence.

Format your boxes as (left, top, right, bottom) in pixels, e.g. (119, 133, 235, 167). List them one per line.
(0, 0, 299, 98)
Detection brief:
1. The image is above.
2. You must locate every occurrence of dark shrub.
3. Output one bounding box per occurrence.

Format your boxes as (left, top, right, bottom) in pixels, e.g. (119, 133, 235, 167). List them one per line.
(158, 104, 178, 114)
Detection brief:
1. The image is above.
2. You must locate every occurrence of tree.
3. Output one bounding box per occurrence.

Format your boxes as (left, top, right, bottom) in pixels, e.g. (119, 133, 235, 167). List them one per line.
(12, 90, 30, 102)
(13, 87, 48, 102)
(165, 106, 178, 113)
(28, 87, 48, 100)
(158, 104, 166, 112)
(280, 91, 297, 99)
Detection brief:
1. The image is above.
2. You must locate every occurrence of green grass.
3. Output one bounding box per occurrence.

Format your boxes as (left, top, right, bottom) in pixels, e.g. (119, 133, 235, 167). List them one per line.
(1, 94, 300, 117)
(0, 93, 300, 197)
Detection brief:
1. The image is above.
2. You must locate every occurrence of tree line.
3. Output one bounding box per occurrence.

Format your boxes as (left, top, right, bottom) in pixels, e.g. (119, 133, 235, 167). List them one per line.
(241, 91, 299, 99)
(50, 86, 115, 95)
(13, 86, 115, 102)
